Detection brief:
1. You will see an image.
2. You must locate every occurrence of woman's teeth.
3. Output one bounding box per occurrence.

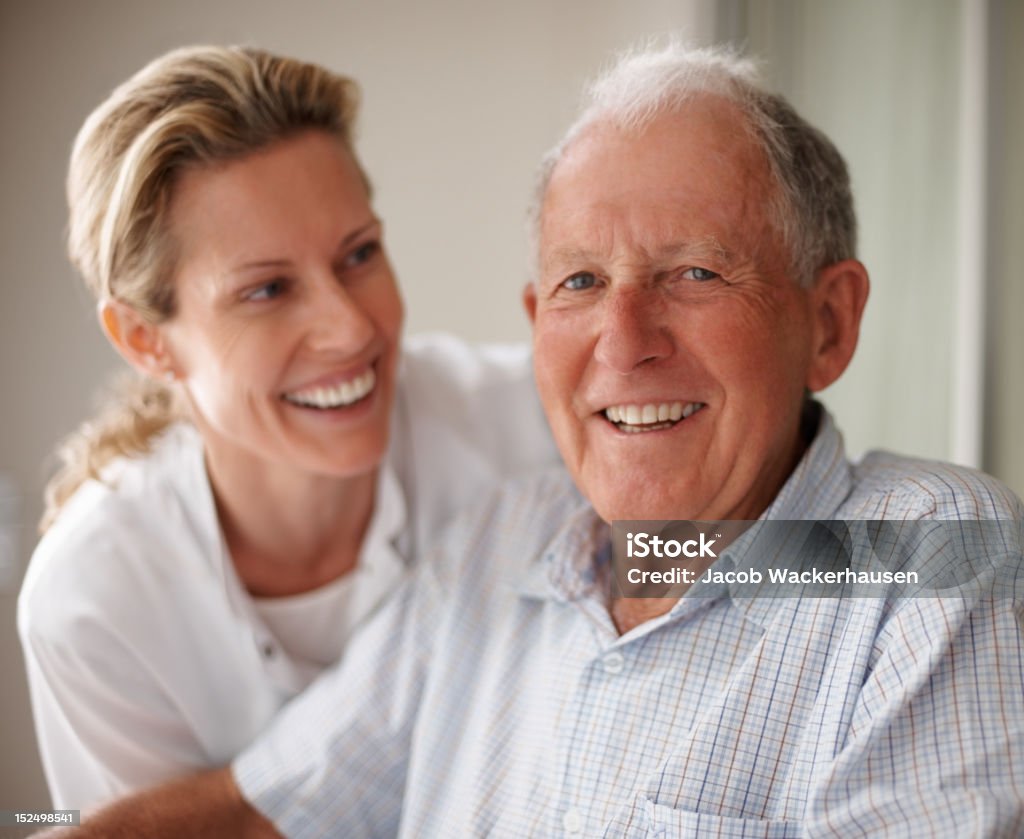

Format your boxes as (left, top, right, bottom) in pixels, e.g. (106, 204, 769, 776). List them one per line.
(284, 369, 376, 409)
(604, 401, 704, 432)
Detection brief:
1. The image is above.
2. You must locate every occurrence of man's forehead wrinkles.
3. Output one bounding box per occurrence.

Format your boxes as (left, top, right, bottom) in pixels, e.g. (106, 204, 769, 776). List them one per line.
(656, 235, 733, 262)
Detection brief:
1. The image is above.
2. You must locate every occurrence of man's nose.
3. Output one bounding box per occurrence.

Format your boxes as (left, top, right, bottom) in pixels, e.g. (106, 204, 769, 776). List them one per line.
(592, 286, 673, 373)
(305, 276, 376, 354)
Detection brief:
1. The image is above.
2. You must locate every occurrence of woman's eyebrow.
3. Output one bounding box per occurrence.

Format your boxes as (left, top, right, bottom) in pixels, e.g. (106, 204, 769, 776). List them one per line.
(229, 218, 382, 275)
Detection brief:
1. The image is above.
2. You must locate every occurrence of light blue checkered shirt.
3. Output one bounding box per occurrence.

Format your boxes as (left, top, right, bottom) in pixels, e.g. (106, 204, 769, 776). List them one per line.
(234, 410, 1024, 837)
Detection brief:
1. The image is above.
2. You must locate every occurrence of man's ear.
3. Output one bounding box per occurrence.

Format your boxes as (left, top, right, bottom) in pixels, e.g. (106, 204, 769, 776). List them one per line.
(522, 282, 538, 324)
(98, 300, 178, 380)
(805, 259, 870, 393)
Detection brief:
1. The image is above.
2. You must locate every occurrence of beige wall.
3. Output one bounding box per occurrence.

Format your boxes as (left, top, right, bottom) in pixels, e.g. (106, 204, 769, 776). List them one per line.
(0, 0, 711, 806)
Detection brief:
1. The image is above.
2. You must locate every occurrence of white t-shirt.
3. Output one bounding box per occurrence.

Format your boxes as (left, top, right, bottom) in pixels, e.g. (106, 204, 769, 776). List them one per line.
(18, 334, 560, 810)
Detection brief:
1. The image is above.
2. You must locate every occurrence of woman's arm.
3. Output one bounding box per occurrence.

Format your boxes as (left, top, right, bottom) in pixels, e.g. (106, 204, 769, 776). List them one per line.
(19, 593, 211, 809)
(34, 556, 443, 837)
(18, 454, 267, 809)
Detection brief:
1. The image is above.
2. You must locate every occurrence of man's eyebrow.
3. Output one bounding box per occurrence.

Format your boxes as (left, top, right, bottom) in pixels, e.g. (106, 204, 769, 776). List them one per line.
(544, 236, 735, 267)
(657, 236, 733, 262)
(543, 245, 594, 266)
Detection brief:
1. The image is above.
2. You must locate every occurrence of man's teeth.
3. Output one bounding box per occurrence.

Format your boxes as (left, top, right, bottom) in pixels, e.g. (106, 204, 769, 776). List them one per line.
(285, 369, 376, 409)
(604, 401, 703, 431)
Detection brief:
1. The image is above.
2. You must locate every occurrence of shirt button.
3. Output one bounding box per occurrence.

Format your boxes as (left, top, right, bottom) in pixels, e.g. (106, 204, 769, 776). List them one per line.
(562, 808, 583, 834)
(602, 651, 625, 675)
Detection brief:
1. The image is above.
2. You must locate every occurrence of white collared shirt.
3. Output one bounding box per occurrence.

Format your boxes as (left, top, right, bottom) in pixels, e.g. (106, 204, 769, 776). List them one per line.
(235, 409, 1024, 838)
(18, 333, 560, 809)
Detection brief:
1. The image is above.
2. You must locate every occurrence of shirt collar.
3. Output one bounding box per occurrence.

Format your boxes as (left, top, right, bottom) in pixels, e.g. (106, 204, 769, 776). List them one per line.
(515, 481, 605, 602)
(516, 405, 856, 632)
(758, 404, 853, 522)
(368, 461, 409, 566)
(721, 405, 855, 630)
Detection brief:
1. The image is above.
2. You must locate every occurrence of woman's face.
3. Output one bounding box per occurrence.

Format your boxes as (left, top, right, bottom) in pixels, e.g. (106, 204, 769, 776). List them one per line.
(158, 130, 403, 480)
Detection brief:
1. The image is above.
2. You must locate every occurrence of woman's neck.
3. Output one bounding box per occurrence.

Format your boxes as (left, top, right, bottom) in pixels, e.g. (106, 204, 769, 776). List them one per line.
(202, 434, 378, 599)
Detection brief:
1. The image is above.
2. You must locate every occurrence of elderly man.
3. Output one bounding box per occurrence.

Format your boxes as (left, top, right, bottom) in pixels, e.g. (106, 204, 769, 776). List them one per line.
(48, 44, 1024, 838)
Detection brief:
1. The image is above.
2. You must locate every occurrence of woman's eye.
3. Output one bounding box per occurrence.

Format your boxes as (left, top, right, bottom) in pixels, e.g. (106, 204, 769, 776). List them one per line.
(682, 266, 720, 282)
(343, 241, 380, 268)
(244, 279, 286, 301)
(561, 272, 597, 291)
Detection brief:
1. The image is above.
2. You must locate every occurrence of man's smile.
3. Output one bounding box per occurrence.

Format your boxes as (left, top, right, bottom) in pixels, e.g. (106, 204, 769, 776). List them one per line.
(602, 400, 705, 433)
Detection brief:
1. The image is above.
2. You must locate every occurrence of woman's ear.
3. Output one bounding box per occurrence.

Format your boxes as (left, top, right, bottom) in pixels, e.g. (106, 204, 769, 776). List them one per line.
(98, 301, 178, 381)
(805, 259, 870, 393)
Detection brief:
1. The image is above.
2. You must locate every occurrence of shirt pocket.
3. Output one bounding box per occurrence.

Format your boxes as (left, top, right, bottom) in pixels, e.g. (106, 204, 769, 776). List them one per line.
(640, 799, 802, 838)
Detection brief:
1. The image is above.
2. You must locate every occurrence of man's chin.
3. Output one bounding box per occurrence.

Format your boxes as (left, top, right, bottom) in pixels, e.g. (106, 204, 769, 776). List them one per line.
(590, 489, 705, 524)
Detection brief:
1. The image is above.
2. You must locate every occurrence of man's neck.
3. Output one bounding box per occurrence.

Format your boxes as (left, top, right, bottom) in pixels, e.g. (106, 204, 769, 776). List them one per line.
(610, 596, 678, 635)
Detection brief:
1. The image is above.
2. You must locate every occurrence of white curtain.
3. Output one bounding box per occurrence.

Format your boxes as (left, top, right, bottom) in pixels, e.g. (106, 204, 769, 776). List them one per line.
(716, 0, 988, 470)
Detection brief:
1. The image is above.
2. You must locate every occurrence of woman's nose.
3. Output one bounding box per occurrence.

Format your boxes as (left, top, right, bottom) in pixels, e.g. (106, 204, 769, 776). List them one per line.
(305, 277, 376, 355)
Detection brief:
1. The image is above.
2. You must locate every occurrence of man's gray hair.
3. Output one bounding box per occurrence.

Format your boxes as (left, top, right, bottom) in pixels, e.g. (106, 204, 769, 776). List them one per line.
(531, 42, 857, 286)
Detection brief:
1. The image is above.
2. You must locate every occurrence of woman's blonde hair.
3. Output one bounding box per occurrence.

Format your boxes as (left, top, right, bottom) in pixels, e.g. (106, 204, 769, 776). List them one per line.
(43, 45, 363, 531)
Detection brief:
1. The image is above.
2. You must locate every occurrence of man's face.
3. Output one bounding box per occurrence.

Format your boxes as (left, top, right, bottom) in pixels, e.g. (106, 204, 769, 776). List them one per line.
(528, 99, 831, 523)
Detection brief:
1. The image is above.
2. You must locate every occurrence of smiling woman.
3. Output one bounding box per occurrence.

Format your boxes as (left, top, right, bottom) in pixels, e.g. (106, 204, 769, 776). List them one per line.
(17, 45, 556, 810)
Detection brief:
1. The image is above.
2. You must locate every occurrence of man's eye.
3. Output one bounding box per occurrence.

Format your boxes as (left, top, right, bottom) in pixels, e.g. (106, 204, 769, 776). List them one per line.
(682, 266, 720, 282)
(244, 279, 286, 301)
(561, 272, 597, 291)
(343, 241, 380, 269)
